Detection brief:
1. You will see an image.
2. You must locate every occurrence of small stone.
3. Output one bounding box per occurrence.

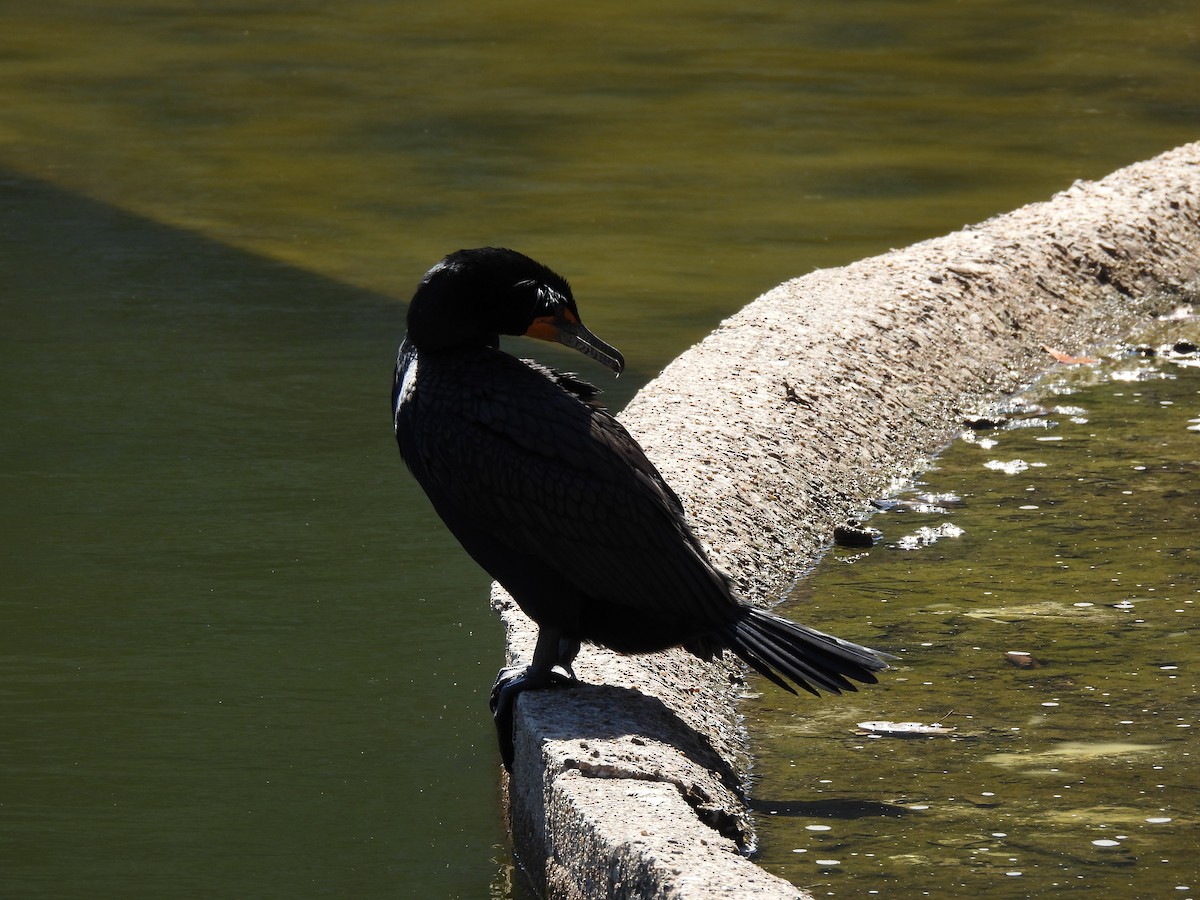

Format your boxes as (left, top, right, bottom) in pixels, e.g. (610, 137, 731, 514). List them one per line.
(964, 414, 1008, 430)
(1005, 651, 1044, 669)
(834, 521, 882, 547)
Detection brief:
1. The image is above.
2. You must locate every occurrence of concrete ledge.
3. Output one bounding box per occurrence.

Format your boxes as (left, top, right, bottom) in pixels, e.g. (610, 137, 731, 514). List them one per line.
(494, 141, 1200, 898)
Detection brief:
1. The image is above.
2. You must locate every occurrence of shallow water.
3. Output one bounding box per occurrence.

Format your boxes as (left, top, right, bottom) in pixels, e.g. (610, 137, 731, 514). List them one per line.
(748, 319, 1200, 897)
(2, 1, 1199, 896)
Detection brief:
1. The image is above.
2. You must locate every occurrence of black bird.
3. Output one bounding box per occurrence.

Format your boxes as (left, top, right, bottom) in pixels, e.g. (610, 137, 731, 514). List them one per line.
(392, 248, 889, 767)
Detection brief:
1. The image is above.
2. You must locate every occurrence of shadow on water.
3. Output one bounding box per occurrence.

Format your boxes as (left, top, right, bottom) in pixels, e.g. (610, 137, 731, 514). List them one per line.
(752, 798, 914, 820)
(4, 169, 627, 898)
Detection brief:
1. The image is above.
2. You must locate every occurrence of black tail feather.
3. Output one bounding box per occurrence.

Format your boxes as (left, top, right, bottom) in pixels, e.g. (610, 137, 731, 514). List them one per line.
(726, 607, 890, 697)
(734, 625, 852, 695)
(733, 629, 818, 697)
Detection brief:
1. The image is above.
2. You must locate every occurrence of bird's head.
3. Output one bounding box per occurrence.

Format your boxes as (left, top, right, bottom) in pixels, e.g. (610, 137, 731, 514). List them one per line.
(406, 247, 625, 375)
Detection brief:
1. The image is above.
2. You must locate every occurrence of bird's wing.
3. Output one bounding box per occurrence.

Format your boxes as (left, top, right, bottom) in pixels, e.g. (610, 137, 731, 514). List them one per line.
(397, 349, 735, 624)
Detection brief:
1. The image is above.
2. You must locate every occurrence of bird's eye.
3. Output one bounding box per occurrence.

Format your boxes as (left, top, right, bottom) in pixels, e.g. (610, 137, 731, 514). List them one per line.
(531, 284, 566, 317)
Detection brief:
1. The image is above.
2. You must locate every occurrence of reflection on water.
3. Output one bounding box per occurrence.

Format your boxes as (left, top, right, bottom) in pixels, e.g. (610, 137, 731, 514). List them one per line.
(749, 321, 1200, 897)
(2, 0, 1199, 896)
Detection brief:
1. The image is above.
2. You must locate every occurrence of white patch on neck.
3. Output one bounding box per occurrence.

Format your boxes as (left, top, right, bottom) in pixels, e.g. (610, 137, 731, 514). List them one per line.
(396, 356, 419, 410)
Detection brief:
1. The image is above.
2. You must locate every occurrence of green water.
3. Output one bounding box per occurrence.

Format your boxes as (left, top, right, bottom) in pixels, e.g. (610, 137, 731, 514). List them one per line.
(2, 1, 1198, 897)
(749, 322, 1200, 897)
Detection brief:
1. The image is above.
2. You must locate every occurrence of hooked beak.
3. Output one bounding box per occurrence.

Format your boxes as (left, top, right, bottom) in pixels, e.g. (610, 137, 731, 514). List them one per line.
(525, 310, 625, 375)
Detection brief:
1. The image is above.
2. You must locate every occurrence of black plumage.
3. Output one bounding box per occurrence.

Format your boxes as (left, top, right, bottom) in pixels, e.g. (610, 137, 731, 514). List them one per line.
(392, 248, 889, 767)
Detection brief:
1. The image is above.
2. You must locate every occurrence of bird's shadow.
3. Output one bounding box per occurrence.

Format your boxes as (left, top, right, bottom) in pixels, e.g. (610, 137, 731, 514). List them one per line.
(513, 680, 752, 843)
(519, 681, 740, 789)
(749, 797, 914, 820)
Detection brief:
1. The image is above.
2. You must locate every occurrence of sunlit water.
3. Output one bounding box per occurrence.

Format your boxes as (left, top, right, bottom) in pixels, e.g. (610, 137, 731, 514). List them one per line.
(748, 317, 1200, 898)
(2, 1, 1198, 896)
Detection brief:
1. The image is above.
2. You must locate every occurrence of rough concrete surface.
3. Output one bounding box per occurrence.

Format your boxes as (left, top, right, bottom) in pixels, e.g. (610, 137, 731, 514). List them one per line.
(493, 141, 1200, 898)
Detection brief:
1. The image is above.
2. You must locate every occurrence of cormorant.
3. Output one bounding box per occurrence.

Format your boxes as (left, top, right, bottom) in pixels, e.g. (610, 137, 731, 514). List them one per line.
(392, 247, 889, 767)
